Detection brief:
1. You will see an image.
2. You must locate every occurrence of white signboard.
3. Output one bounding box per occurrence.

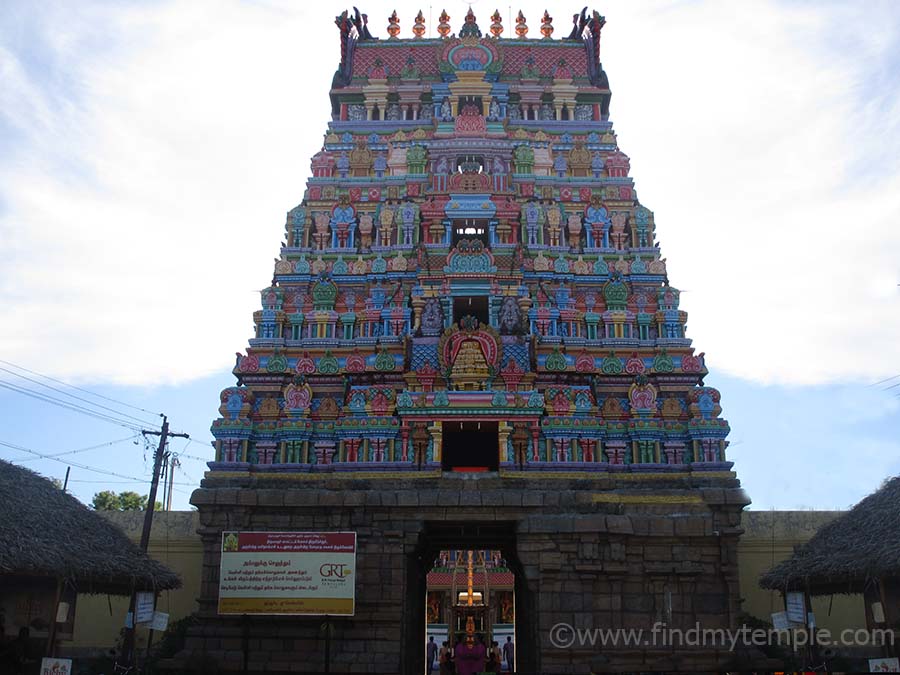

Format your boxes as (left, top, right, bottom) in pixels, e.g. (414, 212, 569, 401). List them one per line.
(869, 657, 900, 673)
(785, 591, 806, 623)
(40, 658, 72, 675)
(150, 611, 169, 631)
(218, 531, 357, 615)
(135, 591, 155, 624)
(771, 611, 790, 631)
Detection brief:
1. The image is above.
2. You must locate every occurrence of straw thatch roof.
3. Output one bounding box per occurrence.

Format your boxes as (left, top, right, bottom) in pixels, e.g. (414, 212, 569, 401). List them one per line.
(760, 476, 900, 595)
(0, 460, 181, 595)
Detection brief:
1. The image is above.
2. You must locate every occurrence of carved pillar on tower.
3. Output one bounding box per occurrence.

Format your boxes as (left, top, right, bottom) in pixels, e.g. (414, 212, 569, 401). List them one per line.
(428, 421, 442, 462)
(412, 294, 425, 333)
(530, 422, 540, 462)
(400, 424, 410, 461)
(497, 422, 511, 467)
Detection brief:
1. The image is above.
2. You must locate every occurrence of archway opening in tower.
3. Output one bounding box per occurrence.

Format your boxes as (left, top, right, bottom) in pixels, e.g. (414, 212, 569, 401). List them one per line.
(442, 421, 499, 472)
(453, 296, 489, 326)
(415, 523, 522, 675)
(452, 219, 489, 246)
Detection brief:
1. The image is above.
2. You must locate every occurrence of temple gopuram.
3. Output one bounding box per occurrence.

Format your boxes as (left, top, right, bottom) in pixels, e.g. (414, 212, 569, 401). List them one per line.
(184, 8, 753, 674)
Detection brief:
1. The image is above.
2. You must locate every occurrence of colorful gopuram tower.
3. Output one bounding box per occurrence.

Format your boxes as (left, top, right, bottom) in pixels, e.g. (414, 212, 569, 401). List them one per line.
(186, 8, 753, 674)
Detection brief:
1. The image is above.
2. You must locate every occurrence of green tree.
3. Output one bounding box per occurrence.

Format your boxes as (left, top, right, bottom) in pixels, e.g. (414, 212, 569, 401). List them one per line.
(118, 491, 147, 511)
(91, 490, 162, 511)
(92, 490, 121, 510)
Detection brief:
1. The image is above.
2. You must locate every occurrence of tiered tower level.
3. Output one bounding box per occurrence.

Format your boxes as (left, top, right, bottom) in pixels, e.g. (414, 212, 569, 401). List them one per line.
(190, 9, 753, 674)
(212, 8, 729, 473)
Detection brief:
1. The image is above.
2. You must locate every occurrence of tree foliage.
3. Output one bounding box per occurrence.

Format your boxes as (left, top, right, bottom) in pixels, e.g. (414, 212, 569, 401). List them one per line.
(92, 490, 161, 511)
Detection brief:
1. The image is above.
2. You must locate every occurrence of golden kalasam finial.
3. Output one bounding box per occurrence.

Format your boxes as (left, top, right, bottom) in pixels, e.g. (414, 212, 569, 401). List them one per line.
(413, 10, 426, 38)
(540, 10, 554, 39)
(437, 9, 451, 38)
(515, 10, 528, 38)
(387, 10, 400, 39)
(489, 9, 503, 38)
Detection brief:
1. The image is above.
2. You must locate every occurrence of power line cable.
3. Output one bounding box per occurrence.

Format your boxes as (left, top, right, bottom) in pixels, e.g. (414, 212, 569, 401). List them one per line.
(0, 439, 153, 482)
(0, 381, 144, 431)
(14, 434, 139, 462)
(0, 358, 161, 416)
(0, 366, 161, 427)
(870, 374, 900, 387)
(0, 446, 198, 488)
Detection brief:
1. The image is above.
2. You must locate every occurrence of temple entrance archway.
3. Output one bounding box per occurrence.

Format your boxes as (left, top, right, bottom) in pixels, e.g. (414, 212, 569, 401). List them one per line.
(404, 521, 534, 675)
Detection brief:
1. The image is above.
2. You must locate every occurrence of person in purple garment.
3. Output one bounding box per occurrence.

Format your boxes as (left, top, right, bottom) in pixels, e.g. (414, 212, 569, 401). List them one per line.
(454, 634, 486, 675)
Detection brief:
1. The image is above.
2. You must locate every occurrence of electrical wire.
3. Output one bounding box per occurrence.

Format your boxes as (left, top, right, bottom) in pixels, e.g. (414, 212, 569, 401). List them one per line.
(180, 437, 212, 462)
(0, 358, 161, 416)
(0, 439, 157, 482)
(14, 434, 140, 462)
(0, 381, 144, 432)
(870, 374, 900, 387)
(0, 366, 161, 427)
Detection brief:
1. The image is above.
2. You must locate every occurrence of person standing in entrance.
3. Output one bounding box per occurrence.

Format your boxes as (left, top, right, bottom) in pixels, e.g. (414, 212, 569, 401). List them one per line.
(486, 640, 501, 672)
(426, 635, 438, 673)
(503, 636, 514, 672)
(438, 640, 451, 675)
(454, 634, 486, 675)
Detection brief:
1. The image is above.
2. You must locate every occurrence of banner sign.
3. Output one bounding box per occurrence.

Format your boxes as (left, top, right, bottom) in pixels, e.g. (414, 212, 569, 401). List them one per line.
(40, 658, 72, 675)
(785, 591, 806, 624)
(135, 591, 155, 624)
(869, 658, 900, 673)
(218, 531, 356, 615)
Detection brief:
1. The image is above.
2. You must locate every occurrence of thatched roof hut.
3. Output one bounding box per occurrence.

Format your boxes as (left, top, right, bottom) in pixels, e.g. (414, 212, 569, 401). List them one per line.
(760, 476, 900, 595)
(0, 460, 181, 595)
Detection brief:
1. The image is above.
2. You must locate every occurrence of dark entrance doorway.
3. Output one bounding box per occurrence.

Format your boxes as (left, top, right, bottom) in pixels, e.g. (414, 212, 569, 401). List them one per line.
(453, 295, 489, 326)
(404, 521, 534, 675)
(442, 421, 499, 472)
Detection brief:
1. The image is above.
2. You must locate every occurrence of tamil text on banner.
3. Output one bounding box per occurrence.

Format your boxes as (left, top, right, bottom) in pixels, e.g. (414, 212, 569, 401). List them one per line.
(218, 531, 356, 615)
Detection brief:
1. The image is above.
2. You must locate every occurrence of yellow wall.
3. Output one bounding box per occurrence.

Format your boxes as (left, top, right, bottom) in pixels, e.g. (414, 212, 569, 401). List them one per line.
(67, 512, 202, 654)
(739, 511, 865, 633)
(63, 510, 866, 653)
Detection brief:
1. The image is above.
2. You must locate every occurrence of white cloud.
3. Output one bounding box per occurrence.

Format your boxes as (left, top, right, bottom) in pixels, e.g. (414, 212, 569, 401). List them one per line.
(0, 0, 898, 386)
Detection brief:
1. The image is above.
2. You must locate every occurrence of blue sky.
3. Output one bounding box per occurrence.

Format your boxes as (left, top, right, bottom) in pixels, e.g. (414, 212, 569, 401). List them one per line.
(1, 1, 898, 510)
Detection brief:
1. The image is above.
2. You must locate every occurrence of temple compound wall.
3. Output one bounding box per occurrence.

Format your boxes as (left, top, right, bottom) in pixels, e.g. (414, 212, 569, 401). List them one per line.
(180, 7, 755, 674)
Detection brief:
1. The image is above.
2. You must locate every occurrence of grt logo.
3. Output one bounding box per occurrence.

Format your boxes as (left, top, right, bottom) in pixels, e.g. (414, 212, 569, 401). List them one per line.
(319, 563, 352, 578)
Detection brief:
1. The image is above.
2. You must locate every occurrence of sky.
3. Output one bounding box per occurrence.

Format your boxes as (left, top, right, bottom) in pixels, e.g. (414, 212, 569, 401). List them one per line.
(0, 0, 898, 511)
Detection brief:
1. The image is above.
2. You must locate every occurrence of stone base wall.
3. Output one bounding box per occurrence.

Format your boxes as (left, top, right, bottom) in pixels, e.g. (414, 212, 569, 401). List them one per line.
(174, 470, 752, 674)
